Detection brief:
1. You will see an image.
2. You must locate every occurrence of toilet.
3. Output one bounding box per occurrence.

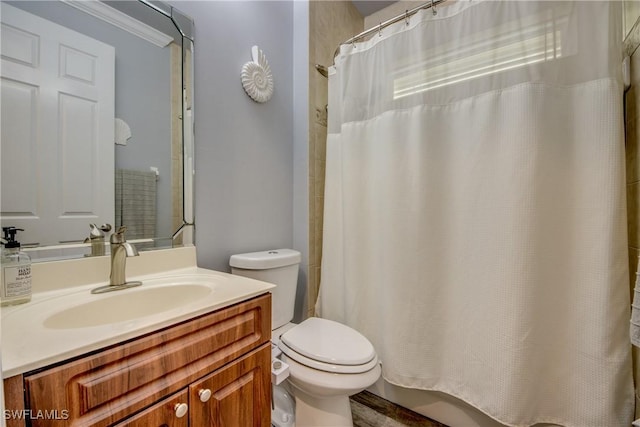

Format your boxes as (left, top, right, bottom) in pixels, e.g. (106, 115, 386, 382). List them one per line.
(230, 249, 381, 427)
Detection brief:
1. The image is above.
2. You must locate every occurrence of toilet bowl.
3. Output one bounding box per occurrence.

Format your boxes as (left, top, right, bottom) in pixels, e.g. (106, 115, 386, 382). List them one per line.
(271, 318, 381, 426)
(230, 249, 381, 426)
(278, 317, 381, 426)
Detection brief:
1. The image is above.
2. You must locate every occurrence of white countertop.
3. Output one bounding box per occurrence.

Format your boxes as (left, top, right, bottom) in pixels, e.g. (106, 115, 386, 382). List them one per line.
(1, 258, 275, 377)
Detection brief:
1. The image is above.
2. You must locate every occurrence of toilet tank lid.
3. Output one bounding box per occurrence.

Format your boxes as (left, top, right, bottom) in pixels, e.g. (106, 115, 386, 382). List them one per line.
(230, 249, 301, 269)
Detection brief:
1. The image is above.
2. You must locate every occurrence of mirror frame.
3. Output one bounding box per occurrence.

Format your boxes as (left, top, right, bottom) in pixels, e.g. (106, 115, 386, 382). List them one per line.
(146, 0, 196, 247)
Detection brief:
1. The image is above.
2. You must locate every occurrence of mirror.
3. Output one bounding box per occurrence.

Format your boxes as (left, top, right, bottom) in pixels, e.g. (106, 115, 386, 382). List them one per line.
(0, 0, 194, 261)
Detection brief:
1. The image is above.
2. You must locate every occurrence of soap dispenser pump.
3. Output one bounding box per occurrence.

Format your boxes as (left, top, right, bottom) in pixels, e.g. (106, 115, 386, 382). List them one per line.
(1, 227, 32, 306)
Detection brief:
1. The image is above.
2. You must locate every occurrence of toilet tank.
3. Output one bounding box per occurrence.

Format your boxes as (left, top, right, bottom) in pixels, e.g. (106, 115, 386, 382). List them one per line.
(230, 249, 301, 330)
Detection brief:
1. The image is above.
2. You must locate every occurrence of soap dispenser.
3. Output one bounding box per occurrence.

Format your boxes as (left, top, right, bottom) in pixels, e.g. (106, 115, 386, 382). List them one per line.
(1, 227, 32, 306)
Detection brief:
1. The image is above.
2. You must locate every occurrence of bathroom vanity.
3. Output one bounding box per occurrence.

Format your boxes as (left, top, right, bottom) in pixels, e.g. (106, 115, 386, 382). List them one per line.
(2, 248, 275, 427)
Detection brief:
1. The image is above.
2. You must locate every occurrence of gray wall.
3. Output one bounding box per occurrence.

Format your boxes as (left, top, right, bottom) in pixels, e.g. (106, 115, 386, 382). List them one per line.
(174, 1, 299, 274)
(8, 1, 175, 241)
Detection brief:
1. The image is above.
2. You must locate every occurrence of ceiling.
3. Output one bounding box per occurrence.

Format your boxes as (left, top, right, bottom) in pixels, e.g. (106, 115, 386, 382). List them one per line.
(351, 1, 397, 17)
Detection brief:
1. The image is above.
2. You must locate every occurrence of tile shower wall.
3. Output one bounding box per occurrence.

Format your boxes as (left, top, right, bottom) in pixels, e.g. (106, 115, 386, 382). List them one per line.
(624, 3, 640, 416)
(363, 1, 424, 31)
(307, 1, 363, 317)
(627, 44, 640, 418)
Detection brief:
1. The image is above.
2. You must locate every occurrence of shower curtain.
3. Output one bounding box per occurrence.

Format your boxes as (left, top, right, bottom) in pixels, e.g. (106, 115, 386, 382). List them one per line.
(317, 1, 633, 426)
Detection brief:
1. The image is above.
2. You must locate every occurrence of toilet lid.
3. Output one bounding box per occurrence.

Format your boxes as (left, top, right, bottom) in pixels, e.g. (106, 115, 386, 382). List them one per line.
(280, 317, 376, 366)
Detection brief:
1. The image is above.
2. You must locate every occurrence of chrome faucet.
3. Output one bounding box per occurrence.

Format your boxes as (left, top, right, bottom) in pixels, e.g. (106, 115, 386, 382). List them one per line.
(91, 226, 142, 294)
(83, 223, 111, 257)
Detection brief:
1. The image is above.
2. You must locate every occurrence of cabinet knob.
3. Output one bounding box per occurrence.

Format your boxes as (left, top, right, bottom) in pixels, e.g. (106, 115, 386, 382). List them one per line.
(174, 403, 188, 418)
(198, 388, 212, 402)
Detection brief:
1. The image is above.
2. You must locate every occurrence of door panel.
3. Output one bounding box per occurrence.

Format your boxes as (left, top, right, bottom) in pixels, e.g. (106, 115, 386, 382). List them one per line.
(189, 344, 271, 427)
(0, 4, 114, 246)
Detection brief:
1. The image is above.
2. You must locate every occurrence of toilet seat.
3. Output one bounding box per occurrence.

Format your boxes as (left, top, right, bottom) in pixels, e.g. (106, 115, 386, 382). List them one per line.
(278, 340, 378, 374)
(278, 317, 378, 374)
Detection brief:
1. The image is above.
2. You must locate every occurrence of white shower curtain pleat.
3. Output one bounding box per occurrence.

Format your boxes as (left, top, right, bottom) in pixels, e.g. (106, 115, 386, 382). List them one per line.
(317, 2, 633, 426)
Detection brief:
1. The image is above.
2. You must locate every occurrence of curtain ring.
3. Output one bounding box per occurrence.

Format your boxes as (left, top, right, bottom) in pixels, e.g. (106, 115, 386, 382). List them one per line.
(431, 0, 437, 16)
(405, 10, 410, 26)
(378, 22, 383, 37)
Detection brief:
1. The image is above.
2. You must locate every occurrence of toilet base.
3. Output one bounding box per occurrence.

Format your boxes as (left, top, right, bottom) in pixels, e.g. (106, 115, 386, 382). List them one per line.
(293, 387, 353, 427)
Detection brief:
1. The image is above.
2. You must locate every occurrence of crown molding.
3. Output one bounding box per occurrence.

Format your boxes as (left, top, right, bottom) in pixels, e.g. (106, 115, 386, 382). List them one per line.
(60, 0, 173, 48)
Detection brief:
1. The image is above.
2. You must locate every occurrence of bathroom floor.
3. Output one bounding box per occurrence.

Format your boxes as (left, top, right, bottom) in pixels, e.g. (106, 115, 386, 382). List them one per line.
(350, 391, 448, 427)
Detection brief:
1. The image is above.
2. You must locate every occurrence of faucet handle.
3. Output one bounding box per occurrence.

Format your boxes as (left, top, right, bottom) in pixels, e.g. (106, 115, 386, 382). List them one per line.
(110, 226, 128, 244)
(89, 224, 102, 238)
(89, 223, 111, 239)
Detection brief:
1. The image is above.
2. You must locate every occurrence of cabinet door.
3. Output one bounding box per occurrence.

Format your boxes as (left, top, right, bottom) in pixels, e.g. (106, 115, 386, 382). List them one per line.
(189, 344, 271, 427)
(114, 390, 189, 427)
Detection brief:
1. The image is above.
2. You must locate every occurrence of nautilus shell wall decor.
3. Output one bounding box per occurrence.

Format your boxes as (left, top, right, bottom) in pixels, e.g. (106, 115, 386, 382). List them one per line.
(241, 46, 274, 103)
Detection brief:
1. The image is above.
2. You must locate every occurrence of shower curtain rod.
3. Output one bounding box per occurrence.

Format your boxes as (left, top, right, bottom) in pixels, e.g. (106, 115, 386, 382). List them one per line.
(333, 0, 450, 61)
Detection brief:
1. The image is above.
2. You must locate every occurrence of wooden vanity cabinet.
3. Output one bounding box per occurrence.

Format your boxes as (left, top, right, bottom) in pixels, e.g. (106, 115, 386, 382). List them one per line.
(3, 294, 272, 427)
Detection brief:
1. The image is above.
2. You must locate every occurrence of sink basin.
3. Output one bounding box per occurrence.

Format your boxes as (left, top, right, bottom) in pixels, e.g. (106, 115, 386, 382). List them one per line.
(43, 284, 213, 329)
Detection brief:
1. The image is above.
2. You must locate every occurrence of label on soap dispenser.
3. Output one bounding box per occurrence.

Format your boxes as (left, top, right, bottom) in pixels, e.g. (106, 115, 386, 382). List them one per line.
(3, 264, 31, 297)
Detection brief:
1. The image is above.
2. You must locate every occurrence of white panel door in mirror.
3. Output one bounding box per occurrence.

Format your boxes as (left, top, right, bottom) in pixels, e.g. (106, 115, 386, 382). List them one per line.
(0, 4, 114, 247)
